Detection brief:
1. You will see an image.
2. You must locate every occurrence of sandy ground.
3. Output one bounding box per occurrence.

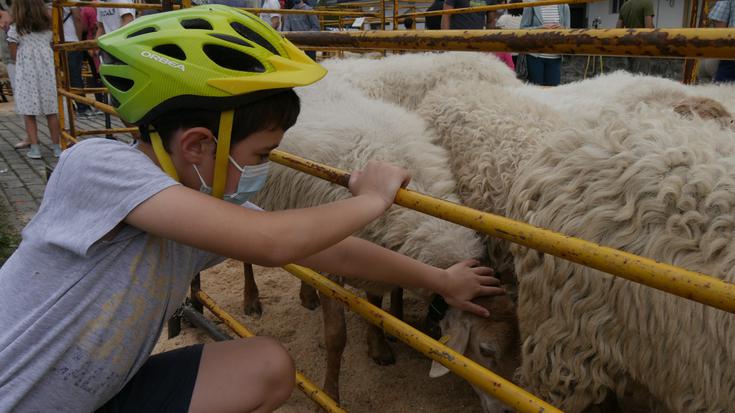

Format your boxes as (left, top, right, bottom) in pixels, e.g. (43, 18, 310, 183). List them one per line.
(153, 259, 483, 412)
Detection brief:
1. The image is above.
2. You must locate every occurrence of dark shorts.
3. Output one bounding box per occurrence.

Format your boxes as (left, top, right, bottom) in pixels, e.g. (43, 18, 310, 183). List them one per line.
(95, 344, 204, 413)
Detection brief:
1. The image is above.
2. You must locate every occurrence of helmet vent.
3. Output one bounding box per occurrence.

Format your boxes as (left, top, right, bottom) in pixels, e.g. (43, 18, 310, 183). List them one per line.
(127, 27, 157, 38)
(230, 22, 280, 56)
(153, 44, 187, 61)
(100, 51, 126, 65)
(103, 75, 134, 92)
(203, 44, 265, 73)
(208, 33, 251, 47)
(181, 18, 213, 30)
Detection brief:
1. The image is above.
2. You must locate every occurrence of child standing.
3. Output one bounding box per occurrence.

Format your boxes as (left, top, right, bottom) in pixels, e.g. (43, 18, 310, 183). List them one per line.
(8, 0, 61, 159)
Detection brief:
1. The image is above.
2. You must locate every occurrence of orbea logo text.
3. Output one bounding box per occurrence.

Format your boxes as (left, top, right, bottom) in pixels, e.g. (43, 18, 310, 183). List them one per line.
(140, 50, 185, 72)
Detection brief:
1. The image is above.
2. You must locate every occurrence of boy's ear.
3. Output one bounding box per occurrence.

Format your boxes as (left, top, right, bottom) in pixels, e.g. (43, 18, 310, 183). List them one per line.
(177, 127, 216, 164)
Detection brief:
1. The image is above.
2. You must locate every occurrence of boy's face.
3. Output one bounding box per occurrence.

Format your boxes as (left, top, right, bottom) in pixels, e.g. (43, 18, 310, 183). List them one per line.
(189, 128, 284, 194)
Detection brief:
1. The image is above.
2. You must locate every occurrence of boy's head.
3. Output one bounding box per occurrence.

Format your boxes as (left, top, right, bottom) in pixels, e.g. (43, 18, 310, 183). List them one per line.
(97, 5, 325, 199)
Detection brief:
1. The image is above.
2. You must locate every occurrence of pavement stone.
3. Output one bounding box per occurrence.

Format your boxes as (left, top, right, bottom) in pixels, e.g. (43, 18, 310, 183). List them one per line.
(0, 110, 130, 231)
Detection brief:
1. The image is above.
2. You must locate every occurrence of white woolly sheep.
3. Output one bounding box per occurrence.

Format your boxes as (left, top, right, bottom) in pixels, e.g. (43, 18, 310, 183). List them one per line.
(322, 51, 520, 111)
(505, 105, 735, 412)
(249, 76, 488, 403)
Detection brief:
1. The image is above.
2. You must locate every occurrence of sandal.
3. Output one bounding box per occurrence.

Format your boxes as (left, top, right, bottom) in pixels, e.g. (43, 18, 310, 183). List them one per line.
(13, 141, 31, 149)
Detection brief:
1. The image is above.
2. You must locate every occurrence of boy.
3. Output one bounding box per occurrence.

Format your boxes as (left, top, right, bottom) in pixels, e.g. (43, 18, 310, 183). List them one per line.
(0, 5, 502, 412)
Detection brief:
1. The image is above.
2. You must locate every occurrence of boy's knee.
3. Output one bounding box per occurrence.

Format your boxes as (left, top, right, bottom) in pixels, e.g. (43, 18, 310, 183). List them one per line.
(248, 337, 295, 403)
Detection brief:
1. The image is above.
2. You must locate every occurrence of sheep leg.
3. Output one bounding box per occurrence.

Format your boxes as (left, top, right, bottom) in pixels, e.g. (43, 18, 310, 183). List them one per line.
(242, 263, 263, 317)
(386, 288, 404, 342)
(319, 289, 346, 404)
(366, 292, 396, 365)
(299, 281, 320, 310)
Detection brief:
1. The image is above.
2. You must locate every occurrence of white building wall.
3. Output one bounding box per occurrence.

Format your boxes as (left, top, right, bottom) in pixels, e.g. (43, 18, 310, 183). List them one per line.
(587, 0, 686, 28)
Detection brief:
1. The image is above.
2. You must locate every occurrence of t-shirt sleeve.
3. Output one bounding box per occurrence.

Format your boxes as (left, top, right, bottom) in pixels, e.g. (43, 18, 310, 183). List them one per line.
(644, 0, 655, 16)
(34, 139, 179, 257)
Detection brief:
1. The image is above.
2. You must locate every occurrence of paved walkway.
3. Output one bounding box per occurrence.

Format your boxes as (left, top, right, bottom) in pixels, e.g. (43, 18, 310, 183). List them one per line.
(0, 103, 128, 231)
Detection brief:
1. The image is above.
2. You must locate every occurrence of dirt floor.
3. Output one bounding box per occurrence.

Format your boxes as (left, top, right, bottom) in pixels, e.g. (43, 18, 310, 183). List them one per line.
(153, 259, 483, 412)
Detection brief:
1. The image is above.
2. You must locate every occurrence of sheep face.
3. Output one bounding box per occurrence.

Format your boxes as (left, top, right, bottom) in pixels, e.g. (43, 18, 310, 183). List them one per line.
(429, 295, 520, 413)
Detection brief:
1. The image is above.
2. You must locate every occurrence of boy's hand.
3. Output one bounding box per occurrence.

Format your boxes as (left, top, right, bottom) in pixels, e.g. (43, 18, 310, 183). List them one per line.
(349, 160, 411, 210)
(441, 259, 504, 317)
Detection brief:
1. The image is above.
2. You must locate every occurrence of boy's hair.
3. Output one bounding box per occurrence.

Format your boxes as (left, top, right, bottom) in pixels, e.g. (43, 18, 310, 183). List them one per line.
(13, 0, 52, 35)
(141, 89, 301, 151)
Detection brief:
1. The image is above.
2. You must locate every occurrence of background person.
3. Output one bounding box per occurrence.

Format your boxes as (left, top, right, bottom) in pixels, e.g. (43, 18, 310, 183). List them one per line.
(709, 0, 735, 82)
(520, 0, 570, 86)
(616, 0, 654, 74)
(7, 0, 61, 158)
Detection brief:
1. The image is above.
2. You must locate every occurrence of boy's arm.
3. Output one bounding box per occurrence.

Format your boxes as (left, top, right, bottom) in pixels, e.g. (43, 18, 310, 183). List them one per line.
(125, 160, 409, 268)
(297, 236, 502, 317)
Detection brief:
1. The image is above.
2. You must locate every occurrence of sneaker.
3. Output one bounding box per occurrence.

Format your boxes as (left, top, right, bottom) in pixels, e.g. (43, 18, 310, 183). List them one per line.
(27, 145, 42, 159)
(53, 145, 61, 158)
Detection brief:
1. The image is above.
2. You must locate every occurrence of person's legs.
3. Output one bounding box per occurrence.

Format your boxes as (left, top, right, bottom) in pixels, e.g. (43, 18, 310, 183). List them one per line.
(68, 51, 91, 113)
(544, 58, 562, 86)
(715, 60, 735, 83)
(46, 114, 62, 157)
(189, 337, 295, 413)
(526, 55, 545, 85)
(23, 115, 41, 159)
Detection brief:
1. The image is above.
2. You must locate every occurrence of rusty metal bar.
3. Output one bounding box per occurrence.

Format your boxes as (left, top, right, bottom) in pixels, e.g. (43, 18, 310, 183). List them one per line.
(193, 290, 347, 413)
(239, 7, 377, 16)
(61, 131, 79, 144)
(402, 0, 600, 18)
(53, 39, 96, 52)
(58, 88, 117, 115)
(76, 127, 138, 137)
(70, 87, 108, 94)
(60, 1, 179, 10)
(381, 0, 387, 30)
(51, 3, 68, 149)
(268, 149, 735, 314)
(393, 0, 399, 29)
(282, 264, 562, 413)
(282, 28, 735, 58)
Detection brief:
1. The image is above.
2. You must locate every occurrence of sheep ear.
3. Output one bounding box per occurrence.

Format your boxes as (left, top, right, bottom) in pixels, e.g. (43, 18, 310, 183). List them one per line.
(429, 318, 470, 378)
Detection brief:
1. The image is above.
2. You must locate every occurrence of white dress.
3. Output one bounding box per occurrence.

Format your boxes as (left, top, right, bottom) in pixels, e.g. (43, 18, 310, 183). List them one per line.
(7, 25, 58, 116)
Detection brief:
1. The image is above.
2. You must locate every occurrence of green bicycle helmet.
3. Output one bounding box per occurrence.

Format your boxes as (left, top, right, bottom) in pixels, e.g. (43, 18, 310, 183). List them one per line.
(97, 5, 326, 198)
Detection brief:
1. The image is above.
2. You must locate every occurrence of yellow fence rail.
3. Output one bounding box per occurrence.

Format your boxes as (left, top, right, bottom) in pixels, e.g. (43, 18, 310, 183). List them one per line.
(268, 150, 735, 314)
(282, 264, 562, 413)
(282, 28, 735, 58)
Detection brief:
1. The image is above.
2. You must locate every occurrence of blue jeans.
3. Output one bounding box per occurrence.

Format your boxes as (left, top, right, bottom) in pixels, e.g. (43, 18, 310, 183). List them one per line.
(67, 51, 90, 112)
(526, 55, 561, 86)
(715, 60, 735, 83)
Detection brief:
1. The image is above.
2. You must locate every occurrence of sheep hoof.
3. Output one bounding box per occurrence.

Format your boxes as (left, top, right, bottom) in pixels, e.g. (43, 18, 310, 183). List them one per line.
(368, 343, 396, 366)
(243, 299, 263, 318)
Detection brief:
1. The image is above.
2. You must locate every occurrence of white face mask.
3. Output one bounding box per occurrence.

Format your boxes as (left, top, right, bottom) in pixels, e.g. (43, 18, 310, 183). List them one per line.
(194, 157, 270, 205)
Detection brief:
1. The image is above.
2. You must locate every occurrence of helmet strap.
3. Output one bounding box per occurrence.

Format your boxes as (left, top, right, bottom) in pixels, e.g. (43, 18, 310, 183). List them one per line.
(212, 110, 235, 199)
(150, 130, 180, 182)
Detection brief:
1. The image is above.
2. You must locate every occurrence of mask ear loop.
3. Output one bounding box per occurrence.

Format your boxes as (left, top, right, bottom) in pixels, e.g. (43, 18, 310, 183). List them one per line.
(212, 110, 235, 199)
(150, 129, 180, 182)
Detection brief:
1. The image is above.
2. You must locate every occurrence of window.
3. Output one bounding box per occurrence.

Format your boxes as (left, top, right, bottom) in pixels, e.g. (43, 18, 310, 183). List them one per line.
(611, 0, 624, 13)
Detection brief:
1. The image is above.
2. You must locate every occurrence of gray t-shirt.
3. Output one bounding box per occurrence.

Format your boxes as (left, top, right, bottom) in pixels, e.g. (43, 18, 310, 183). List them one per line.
(0, 139, 225, 412)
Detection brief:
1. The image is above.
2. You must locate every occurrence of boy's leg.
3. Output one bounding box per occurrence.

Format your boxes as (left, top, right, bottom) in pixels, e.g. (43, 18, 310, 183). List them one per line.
(97, 337, 293, 413)
(526, 55, 544, 85)
(189, 337, 295, 413)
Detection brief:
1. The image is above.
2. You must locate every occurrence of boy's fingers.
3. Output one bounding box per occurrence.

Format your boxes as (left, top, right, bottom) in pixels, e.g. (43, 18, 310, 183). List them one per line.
(460, 301, 490, 318)
(478, 275, 501, 286)
(473, 266, 495, 276)
(478, 286, 506, 296)
(463, 259, 480, 267)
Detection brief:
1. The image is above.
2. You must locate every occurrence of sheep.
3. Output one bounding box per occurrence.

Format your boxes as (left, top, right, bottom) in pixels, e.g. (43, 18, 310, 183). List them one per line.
(249, 76, 488, 403)
(321, 51, 521, 111)
(504, 106, 735, 413)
